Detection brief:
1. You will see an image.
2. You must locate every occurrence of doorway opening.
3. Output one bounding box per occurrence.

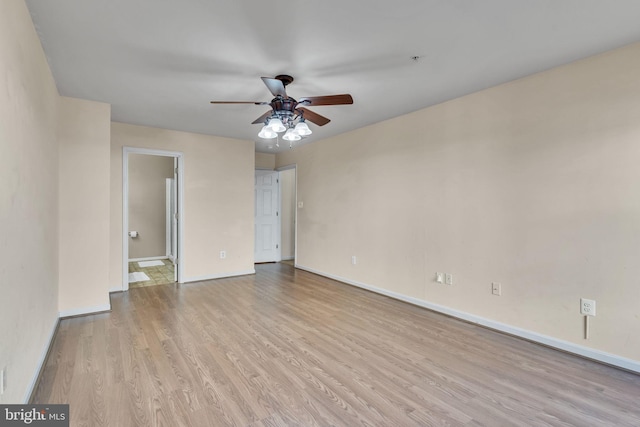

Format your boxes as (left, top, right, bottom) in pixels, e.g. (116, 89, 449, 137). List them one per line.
(123, 147, 184, 291)
(278, 166, 297, 266)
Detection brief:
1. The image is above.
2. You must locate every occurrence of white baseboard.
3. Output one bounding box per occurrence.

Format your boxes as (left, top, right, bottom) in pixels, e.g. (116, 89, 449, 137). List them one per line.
(23, 315, 59, 403)
(128, 256, 169, 262)
(294, 264, 640, 374)
(109, 286, 123, 293)
(183, 269, 255, 284)
(281, 256, 295, 261)
(59, 303, 111, 319)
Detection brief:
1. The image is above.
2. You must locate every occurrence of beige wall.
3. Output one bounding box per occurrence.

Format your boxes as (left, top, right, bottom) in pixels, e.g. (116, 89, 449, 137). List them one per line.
(128, 154, 174, 259)
(255, 152, 276, 170)
(0, 0, 60, 403)
(58, 97, 111, 315)
(110, 122, 255, 287)
(280, 169, 296, 260)
(277, 42, 640, 363)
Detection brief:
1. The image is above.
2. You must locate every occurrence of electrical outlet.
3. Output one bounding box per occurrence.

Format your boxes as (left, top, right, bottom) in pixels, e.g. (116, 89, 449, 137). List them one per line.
(445, 273, 453, 285)
(1, 366, 6, 395)
(351, 256, 357, 265)
(581, 298, 596, 316)
(435, 272, 444, 283)
(492, 282, 501, 296)
(219, 250, 226, 259)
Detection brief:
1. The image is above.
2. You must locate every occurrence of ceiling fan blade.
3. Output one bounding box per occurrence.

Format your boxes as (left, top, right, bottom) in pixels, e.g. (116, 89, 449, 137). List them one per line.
(261, 77, 287, 98)
(297, 94, 353, 106)
(210, 101, 270, 105)
(251, 110, 274, 125)
(297, 107, 330, 126)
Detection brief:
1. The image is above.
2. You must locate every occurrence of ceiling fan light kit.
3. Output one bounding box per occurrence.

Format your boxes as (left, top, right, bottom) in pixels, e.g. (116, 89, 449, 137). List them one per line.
(211, 75, 353, 147)
(283, 128, 301, 141)
(267, 117, 286, 133)
(294, 120, 312, 136)
(258, 125, 277, 139)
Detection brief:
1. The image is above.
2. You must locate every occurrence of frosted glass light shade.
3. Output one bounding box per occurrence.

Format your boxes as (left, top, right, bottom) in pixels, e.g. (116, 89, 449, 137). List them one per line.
(294, 121, 312, 136)
(258, 125, 277, 139)
(267, 118, 286, 133)
(282, 128, 301, 141)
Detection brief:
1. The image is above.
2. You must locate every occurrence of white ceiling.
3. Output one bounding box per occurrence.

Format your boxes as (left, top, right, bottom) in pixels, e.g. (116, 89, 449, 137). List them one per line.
(26, 0, 640, 153)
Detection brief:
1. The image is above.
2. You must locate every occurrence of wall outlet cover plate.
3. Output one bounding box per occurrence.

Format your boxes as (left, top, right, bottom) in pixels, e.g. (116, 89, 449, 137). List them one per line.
(580, 298, 596, 316)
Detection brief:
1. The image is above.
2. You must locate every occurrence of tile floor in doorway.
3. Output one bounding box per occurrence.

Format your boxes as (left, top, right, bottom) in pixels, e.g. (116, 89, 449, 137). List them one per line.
(128, 259, 175, 288)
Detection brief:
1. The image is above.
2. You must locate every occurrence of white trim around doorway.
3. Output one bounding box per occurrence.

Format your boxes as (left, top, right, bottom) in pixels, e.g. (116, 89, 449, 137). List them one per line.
(122, 147, 185, 291)
(276, 164, 297, 264)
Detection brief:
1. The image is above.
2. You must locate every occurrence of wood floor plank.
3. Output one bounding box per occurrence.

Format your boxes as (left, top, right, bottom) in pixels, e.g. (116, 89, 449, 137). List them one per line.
(32, 263, 640, 426)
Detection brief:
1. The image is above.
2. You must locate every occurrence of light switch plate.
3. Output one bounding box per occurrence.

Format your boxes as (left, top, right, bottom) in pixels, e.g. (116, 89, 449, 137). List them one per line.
(492, 282, 501, 296)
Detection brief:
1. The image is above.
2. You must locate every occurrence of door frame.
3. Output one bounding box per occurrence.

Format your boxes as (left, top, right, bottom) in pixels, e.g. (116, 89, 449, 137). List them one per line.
(165, 176, 178, 268)
(276, 164, 297, 264)
(122, 147, 185, 290)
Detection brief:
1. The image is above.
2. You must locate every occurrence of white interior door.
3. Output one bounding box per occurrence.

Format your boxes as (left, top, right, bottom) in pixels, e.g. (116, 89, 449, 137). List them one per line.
(171, 158, 178, 281)
(255, 170, 280, 263)
(166, 178, 172, 259)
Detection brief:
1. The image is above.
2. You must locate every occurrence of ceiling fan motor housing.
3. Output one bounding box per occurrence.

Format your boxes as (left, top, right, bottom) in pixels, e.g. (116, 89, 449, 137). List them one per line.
(271, 97, 297, 116)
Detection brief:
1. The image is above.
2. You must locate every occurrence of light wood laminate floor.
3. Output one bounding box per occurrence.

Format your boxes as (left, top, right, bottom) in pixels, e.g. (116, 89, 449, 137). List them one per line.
(33, 263, 640, 426)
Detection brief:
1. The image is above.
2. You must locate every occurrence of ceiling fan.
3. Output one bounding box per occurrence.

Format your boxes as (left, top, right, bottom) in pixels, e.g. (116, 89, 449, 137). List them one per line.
(210, 75, 353, 143)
